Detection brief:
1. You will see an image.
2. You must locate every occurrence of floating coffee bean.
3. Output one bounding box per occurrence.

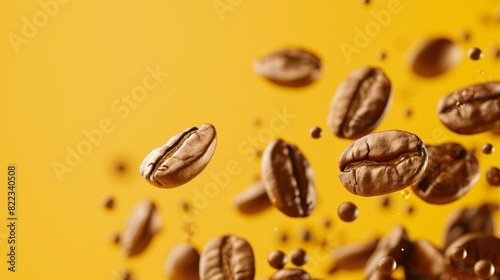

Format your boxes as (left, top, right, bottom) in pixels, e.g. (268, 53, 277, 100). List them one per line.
(486, 167, 500, 186)
(262, 139, 316, 217)
(475, 260, 495, 279)
(254, 48, 321, 88)
(329, 238, 379, 273)
(199, 235, 255, 280)
(482, 143, 495, 154)
(443, 204, 495, 249)
(364, 226, 413, 280)
(121, 200, 162, 257)
(270, 268, 311, 280)
(468, 47, 483, 60)
(377, 256, 396, 275)
(404, 240, 445, 280)
(164, 243, 200, 280)
(101, 195, 115, 209)
(450, 246, 467, 261)
(233, 180, 272, 215)
(411, 142, 480, 204)
(437, 82, 500, 134)
(268, 250, 287, 269)
(337, 202, 359, 222)
(338, 130, 428, 196)
(408, 37, 461, 77)
(140, 124, 217, 188)
(327, 67, 391, 139)
(290, 248, 308, 266)
(309, 126, 322, 139)
(445, 233, 500, 280)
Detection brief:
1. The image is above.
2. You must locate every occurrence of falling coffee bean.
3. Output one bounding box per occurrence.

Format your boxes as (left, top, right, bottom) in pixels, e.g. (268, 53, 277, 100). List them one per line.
(409, 37, 461, 77)
(261, 139, 316, 217)
(270, 268, 311, 280)
(101, 195, 115, 209)
(338, 202, 359, 222)
(233, 180, 272, 215)
(450, 246, 467, 261)
(302, 229, 312, 242)
(309, 126, 322, 139)
(164, 243, 200, 280)
(468, 47, 483, 60)
(404, 240, 445, 279)
(199, 235, 255, 280)
(254, 48, 322, 88)
(290, 248, 308, 266)
(329, 238, 380, 273)
(121, 200, 162, 257)
(377, 256, 397, 275)
(474, 259, 495, 279)
(268, 250, 287, 269)
(140, 124, 217, 188)
(486, 167, 500, 186)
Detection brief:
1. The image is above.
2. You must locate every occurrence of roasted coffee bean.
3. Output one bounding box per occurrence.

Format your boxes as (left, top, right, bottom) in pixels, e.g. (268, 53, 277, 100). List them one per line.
(268, 250, 287, 269)
(482, 143, 495, 154)
(262, 139, 316, 217)
(254, 48, 321, 87)
(199, 235, 255, 280)
(445, 233, 500, 280)
(450, 246, 467, 261)
(486, 167, 500, 186)
(329, 238, 380, 273)
(309, 126, 322, 139)
(270, 268, 311, 280)
(337, 202, 359, 222)
(468, 47, 483, 60)
(409, 37, 461, 77)
(437, 82, 500, 135)
(377, 256, 396, 274)
(164, 243, 200, 280)
(338, 130, 428, 196)
(443, 204, 495, 249)
(290, 248, 308, 266)
(140, 124, 217, 188)
(327, 67, 391, 139)
(121, 200, 162, 257)
(404, 240, 445, 280)
(364, 226, 413, 280)
(411, 142, 479, 204)
(475, 260, 496, 279)
(233, 180, 272, 215)
(101, 195, 115, 209)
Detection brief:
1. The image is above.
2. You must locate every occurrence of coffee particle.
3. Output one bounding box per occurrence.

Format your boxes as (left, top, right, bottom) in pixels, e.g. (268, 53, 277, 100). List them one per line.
(268, 250, 287, 269)
(323, 218, 332, 229)
(338, 202, 359, 222)
(309, 126, 323, 139)
(290, 248, 308, 266)
(474, 259, 495, 279)
(468, 47, 483, 60)
(377, 256, 397, 274)
(378, 50, 387, 60)
(180, 201, 191, 213)
(302, 229, 312, 242)
(482, 143, 494, 154)
(101, 195, 115, 210)
(450, 246, 467, 261)
(406, 205, 414, 215)
(111, 232, 121, 244)
(280, 232, 289, 243)
(486, 167, 500, 186)
(381, 196, 391, 208)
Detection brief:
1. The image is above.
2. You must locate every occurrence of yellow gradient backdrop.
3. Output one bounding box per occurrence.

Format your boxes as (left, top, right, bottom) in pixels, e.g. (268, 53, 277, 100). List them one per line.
(1, 0, 500, 279)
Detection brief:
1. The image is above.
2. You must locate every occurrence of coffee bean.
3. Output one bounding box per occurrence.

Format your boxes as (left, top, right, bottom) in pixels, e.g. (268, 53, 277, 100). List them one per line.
(486, 167, 500, 186)
(327, 67, 392, 139)
(309, 126, 322, 139)
(262, 139, 316, 217)
(199, 235, 255, 280)
(404, 240, 445, 279)
(140, 124, 217, 188)
(254, 48, 321, 88)
(409, 37, 461, 77)
(377, 256, 396, 274)
(482, 143, 495, 154)
(164, 243, 200, 280)
(450, 246, 468, 261)
(443, 204, 495, 249)
(338, 130, 428, 196)
(233, 180, 272, 215)
(411, 142, 479, 205)
(338, 202, 359, 222)
(270, 268, 311, 280)
(445, 233, 500, 279)
(329, 238, 379, 273)
(121, 200, 162, 257)
(268, 250, 287, 269)
(364, 226, 412, 280)
(437, 82, 500, 134)
(469, 47, 483, 60)
(101, 195, 115, 209)
(290, 248, 308, 266)
(475, 260, 495, 279)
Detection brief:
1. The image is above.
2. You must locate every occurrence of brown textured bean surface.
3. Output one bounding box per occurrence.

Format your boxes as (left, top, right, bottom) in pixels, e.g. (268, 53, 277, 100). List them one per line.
(437, 82, 500, 135)
(262, 139, 316, 217)
(409, 38, 461, 77)
(254, 48, 321, 88)
(164, 243, 200, 280)
(404, 240, 445, 280)
(270, 268, 311, 280)
(487, 167, 500, 186)
(411, 142, 479, 205)
(140, 124, 217, 188)
(233, 180, 272, 215)
(327, 67, 391, 139)
(199, 235, 255, 280)
(329, 238, 380, 273)
(338, 130, 428, 196)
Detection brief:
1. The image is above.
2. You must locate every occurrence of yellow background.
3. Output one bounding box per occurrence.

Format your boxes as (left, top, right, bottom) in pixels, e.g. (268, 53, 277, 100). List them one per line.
(1, 0, 500, 279)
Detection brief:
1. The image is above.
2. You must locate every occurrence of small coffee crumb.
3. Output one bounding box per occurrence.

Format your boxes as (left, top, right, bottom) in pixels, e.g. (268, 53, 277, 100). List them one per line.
(309, 126, 322, 139)
(323, 218, 332, 229)
(468, 47, 483, 60)
(280, 232, 288, 243)
(301, 229, 312, 242)
(402, 108, 412, 118)
(486, 167, 500, 186)
(482, 143, 494, 154)
(116, 162, 126, 173)
(362, 0, 370, 5)
(381, 196, 391, 208)
(338, 202, 359, 222)
(378, 51, 387, 60)
(101, 195, 115, 210)
(110, 232, 120, 244)
(253, 118, 262, 127)
(406, 205, 414, 215)
(461, 30, 471, 41)
(290, 248, 308, 266)
(495, 48, 500, 59)
(268, 250, 287, 269)
(180, 201, 191, 213)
